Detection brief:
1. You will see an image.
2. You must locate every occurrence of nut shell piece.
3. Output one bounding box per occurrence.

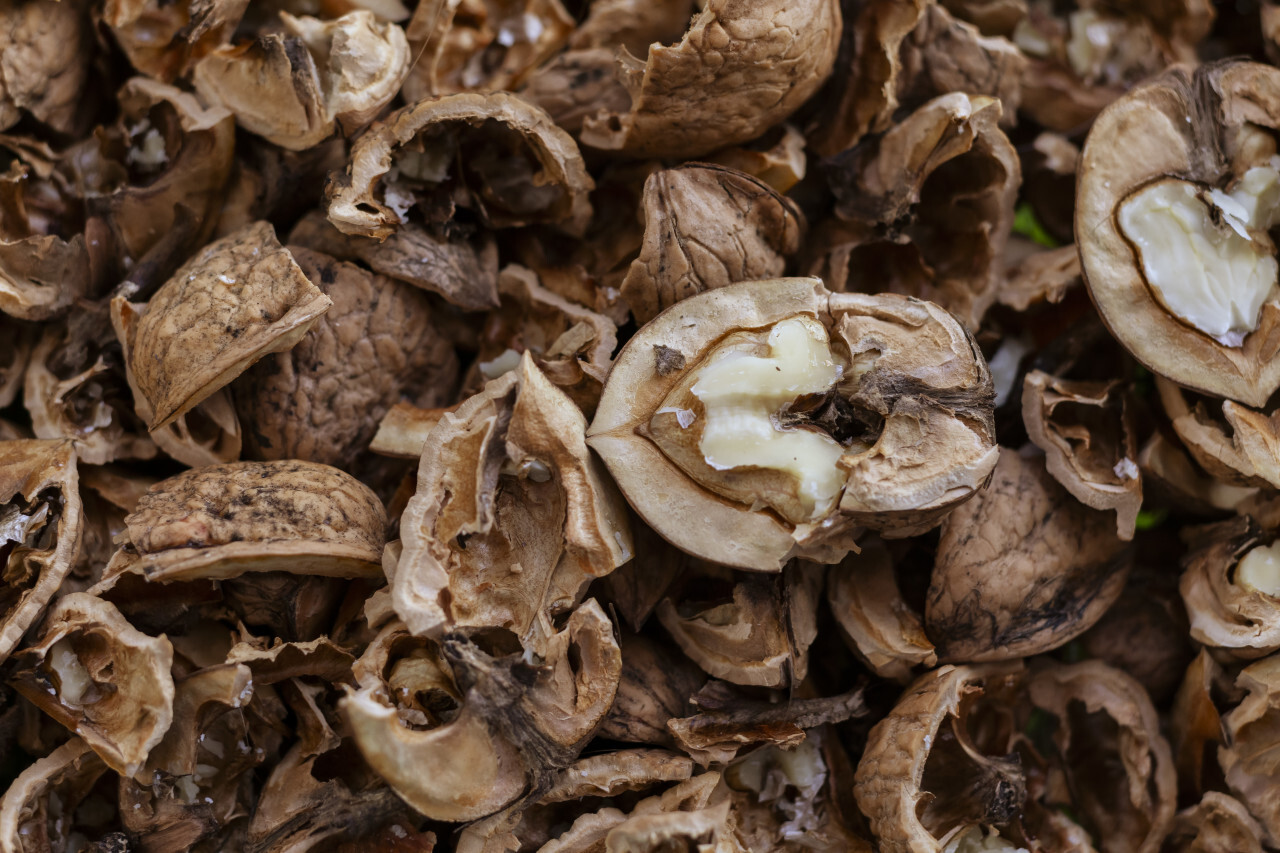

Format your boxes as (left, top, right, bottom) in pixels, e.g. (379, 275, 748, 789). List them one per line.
(105, 459, 386, 582)
(0, 439, 82, 663)
(1180, 518, 1280, 657)
(0, 737, 110, 853)
(394, 353, 631, 653)
(126, 221, 332, 431)
(327, 92, 594, 239)
(925, 448, 1130, 662)
(620, 163, 804, 325)
(192, 11, 410, 150)
(1220, 653, 1280, 844)
(10, 593, 175, 778)
(1078, 61, 1280, 408)
(1165, 792, 1266, 853)
(853, 662, 1025, 853)
(578, 0, 842, 159)
(588, 278, 997, 572)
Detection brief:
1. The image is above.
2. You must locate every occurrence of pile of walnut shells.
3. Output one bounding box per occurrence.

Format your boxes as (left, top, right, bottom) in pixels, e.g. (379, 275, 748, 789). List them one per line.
(8, 0, 1280, 850)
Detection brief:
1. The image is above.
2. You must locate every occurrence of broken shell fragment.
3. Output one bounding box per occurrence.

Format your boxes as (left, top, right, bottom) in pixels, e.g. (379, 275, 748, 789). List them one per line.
(394, 352, 631, 653)
(620, 163, 804, 325)
(122, 221, 332, 432)
(1022, 370, 1141, 539)
(326, 92, 594, 239)
(577, 0, 842, 159)
(925, 448, 1130, 662)
(105, 460, 386, 583)
(10, 593, 174, 778)
(0, 737, 114, 853)
(0, 439, 82, 663)
(193, 10, 411, 151)
(1180, 518, 1280, 657)
(588, 278, 997, 572)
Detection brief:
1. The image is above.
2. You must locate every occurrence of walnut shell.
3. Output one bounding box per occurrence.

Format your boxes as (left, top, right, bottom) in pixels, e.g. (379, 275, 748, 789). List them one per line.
(10, 593, 175, 778)
(124, 221, 331, 431)
(1180, 518, 1280, 657)
(0, 738, 112, 853)
(232, 245, 459, 469)
(925, 447, 1130, 662)
(394, 353, 631, 654)
(0, 439, 82, 663)
(1220, 653, 1280, 843)
(105, 460, 386, 583)
(577, 0, 842, 159)
(327, 92, 594, 239)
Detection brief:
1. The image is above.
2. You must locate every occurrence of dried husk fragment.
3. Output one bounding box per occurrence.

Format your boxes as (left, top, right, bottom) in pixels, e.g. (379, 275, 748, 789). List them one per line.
(395, 353, 631, 654)
(926, 448, 1130, 662)
(0, 1, 92, 136)
(123, 221, 332, 431)
(1165, 792, 1266, 853)
(10, 593, 174, 778)
(827, 539, 936, 682)
(589, 278, 998, 572)
(401, 0, 574, 101)
(97, 79, 236, 273)
(1220, 653, 1280, 843)
(1077, 61, 1280, 408)
(577, 0, 841, 159)
(1157, 377, 1280, 491)
(344, 600, 621, 822)
(24, 309, 157, 466)
(620, 163, 804, 325)
(462, 265, 616, 417)
(327, 92, 593, 239)
(0, 737, 115, 853)
(100, 0, 248, 82)
(0, 440, 82, 663)
(231, 245, 458, 469)
(1022, 370, 1141, 539)
(853, 662, 1026, 853)
(288, 209, 499, 311)
(193, 11, 410, 151)
(815, 93, 1020, 330)
(105, 460, 386, 583)
(1025, 661, 1177, 853)
(1180, 518, 1280, 657)
(656, 564, 820, 689)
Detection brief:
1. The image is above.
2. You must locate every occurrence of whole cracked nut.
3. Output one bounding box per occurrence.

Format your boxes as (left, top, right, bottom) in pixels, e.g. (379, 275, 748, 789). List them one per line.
(588, 278, 998, 572)
(925, 447, 1131, 662)
(1078, 60, 1280, 408)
